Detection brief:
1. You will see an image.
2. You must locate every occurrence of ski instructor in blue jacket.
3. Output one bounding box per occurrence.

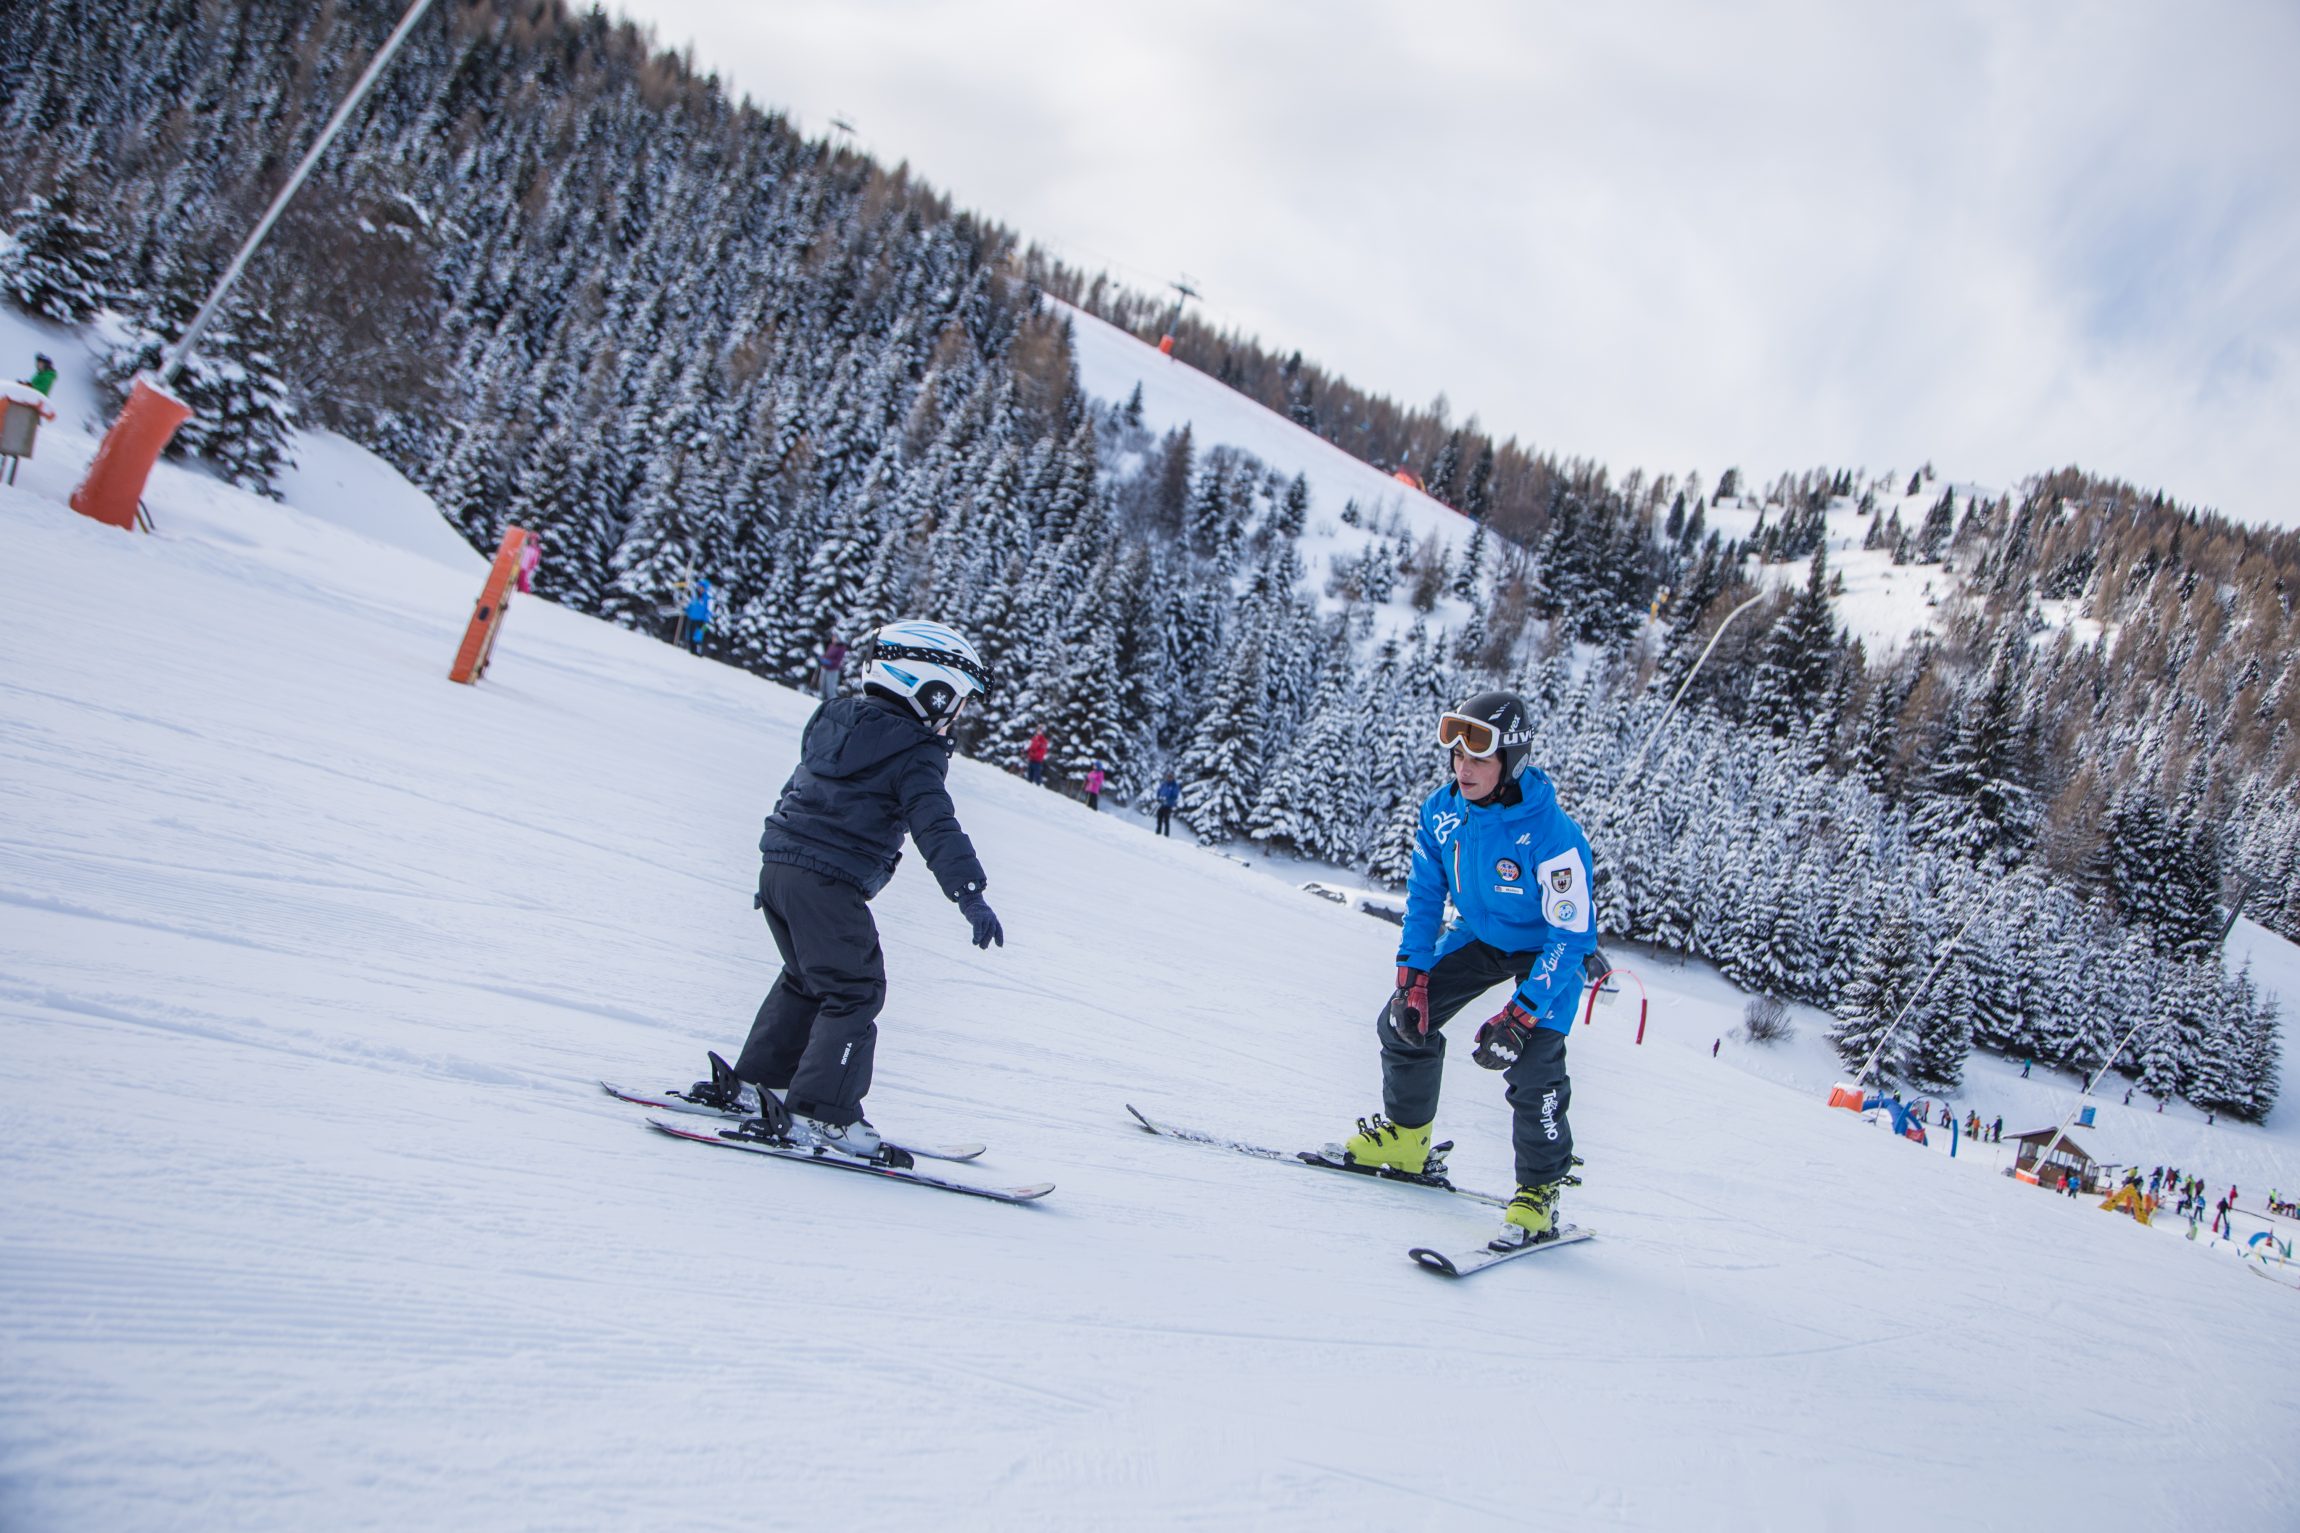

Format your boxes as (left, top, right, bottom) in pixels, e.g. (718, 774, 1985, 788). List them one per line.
(1342, 690, 1598, 1248)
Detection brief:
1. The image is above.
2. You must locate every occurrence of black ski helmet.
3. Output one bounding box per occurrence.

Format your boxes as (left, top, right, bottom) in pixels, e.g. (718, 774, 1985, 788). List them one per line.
(1444, 689, 1534, 779)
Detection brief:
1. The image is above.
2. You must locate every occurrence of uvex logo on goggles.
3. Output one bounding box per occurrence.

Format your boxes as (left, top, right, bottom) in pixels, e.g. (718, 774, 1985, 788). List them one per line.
(1437, 712, 1524, 756)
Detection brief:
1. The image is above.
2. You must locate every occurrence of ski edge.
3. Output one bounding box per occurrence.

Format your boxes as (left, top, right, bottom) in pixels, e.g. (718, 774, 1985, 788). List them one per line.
(1409, 1225, 1593, 1278)
(600, 1081, 986, 1162)
(1124, 1104, 1510, 1208)
(644, 1118, 1051, 1203)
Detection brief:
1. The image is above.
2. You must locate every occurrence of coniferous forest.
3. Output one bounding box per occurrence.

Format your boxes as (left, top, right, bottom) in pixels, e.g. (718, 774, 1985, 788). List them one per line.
(2, 0, 2291, 1115)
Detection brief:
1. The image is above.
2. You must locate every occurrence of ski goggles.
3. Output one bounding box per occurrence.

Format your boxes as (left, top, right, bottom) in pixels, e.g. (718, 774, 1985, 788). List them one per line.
(873, 640, 991, 692)
(1436, 711, 1503, 758)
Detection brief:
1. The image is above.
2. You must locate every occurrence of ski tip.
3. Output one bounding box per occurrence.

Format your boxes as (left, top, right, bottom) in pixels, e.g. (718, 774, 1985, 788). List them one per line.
(1408, 1247, 1461, 1277)
(1125, 1103, 1153, 1130)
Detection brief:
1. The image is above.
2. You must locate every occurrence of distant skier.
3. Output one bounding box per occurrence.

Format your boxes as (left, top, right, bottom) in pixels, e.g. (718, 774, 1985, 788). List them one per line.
(516, 532, 542, 594)
(815, 637, 847, 701)
(685, 619, 1004, 1156)
(1340, 690, 1598, 1250)
(1084, 762, 1106, 811)
(24, 352, 56, 396)
(683, 577, 714, 655)
(1025, 728, 1050, 786)
(1154, 771, 1179, 836)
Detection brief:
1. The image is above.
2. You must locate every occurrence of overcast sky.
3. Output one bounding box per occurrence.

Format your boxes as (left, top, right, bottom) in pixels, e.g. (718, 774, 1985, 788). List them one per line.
(612, 1, 2300, 531)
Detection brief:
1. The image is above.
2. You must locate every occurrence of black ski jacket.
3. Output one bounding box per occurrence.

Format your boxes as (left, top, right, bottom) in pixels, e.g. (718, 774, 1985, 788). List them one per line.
(759, 694, 986, 901)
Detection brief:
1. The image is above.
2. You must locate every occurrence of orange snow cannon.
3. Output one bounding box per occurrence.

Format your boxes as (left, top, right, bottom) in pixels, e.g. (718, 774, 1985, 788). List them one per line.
(449, 525, 532, 684)
(71, 373, 193, 531)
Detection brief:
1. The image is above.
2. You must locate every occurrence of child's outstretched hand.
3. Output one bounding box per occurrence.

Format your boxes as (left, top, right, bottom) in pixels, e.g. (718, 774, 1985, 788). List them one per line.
(958, 887, 1004, 949)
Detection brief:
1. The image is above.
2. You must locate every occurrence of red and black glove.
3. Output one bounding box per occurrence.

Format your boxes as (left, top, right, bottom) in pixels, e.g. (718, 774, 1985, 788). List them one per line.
(1472, 999, 1538, 1070)
(1387, 966, 1431, 1044)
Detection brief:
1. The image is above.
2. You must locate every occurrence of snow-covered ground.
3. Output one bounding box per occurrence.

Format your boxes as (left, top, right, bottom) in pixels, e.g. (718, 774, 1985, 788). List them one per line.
(1707, 491, 1961, 657)
(3, 346, 2298, 1529)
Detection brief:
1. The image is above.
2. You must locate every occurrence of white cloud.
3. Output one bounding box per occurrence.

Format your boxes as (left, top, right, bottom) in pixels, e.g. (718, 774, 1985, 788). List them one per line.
(614, 0, 2300, 529)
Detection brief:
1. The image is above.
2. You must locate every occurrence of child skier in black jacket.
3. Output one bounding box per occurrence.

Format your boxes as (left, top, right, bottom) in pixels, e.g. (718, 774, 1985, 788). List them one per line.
(692, 620, 1002, 1159)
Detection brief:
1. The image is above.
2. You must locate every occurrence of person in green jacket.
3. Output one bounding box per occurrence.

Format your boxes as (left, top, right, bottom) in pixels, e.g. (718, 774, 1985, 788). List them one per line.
(25, 353, 57, 396)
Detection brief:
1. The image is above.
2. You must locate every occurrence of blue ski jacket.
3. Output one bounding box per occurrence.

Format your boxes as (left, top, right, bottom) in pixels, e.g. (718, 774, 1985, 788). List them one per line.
(759, 694, 986, 901)
(1397, 767, 1598, 1032)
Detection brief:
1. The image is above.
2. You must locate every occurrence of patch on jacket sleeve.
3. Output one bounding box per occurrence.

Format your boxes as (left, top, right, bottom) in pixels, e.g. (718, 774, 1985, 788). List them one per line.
(1536, 847, 1591, 933)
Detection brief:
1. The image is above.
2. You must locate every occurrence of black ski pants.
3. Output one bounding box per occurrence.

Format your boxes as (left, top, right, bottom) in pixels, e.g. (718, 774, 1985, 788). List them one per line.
(733, 861, 884, 1127)
(1377, 938, 1575, 1188)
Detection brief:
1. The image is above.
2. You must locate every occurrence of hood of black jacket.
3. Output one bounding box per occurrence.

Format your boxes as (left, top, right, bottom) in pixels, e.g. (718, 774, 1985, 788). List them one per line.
(802, 694, 949, 779)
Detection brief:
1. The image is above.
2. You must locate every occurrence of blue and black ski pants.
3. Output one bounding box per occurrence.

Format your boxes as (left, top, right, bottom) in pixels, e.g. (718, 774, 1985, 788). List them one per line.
(1376, 938, 1575, 1188)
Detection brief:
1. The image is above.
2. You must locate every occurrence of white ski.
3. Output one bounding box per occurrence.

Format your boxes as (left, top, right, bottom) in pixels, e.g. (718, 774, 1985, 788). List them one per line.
(1410, 1224, 1593, 1277)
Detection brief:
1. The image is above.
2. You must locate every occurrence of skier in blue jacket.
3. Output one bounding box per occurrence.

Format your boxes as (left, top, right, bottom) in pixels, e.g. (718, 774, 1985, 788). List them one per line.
(687, 619, 1004, 1159)
(1342, 690, 1598, 1247)
(682, 578, 714, 655)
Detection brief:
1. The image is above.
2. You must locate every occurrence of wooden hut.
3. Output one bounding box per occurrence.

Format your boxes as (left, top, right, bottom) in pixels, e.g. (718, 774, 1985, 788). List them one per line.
(2011, 1128, 2103, 1194)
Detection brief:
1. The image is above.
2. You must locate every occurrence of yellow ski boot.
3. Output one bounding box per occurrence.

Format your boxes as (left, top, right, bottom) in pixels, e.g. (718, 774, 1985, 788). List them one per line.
(1494, 1181, 1562, 1249)
(1342, 1115, 1432, 1175)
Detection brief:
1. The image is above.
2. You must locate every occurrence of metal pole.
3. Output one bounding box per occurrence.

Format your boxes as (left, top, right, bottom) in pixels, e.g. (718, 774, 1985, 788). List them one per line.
(2020, 1009, 2165, 1193)
(1847, 878, 2015, 1093)
(160, 0, 440, 386)
(1620, 591, 1766, 780)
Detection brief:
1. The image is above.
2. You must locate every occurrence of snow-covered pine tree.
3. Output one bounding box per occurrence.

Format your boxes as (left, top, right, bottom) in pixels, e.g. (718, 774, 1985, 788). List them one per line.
(1245, 645, 1370, 861)
(1452, 521, 1488, 602)
(1829, 907, 1922, 1087)
(1176, 636, 1265, 841)
(1908, 638, 2037, 866)
(603, 448, 703, 634)
(2238, 982, 2283, 1121)
(1907, 936, 1975, 1092)
(1747, 545, 1839, 737)
(1, 185, 116, 321)
(98, 265, 296, 494)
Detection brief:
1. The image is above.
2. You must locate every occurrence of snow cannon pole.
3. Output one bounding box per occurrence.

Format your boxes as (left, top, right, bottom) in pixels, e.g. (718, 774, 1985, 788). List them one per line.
(2022, 1007, 2174, 1200)
(1619, 592, 1767, 781)
(449, 526, 532, 684)
(1844, 878, 2014, 1098)
(72, 0, 439, 530)
(1580, 967, 1649, 1043)
(160, 0, 440, 386)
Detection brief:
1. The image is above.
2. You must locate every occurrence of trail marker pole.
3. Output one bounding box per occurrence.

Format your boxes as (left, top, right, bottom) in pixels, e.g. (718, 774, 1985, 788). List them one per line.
(450, 526, 532, 684)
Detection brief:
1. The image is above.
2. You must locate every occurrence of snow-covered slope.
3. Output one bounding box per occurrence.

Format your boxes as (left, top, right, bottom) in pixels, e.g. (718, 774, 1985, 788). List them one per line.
(3, 397, 2299, 1530)
(1063, 302, 1999, 661)
(1063, 301, 1487, 642)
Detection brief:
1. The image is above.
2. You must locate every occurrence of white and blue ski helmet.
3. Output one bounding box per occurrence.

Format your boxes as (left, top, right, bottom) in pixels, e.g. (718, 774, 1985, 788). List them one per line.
(864, 619, 990, 727)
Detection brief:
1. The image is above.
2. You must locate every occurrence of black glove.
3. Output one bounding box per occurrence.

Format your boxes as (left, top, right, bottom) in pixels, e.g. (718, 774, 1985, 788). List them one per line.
(1472, 999, 1537, 1070)
(958, 887, 1004, 950)
(1388, 966, 1431, 1044)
